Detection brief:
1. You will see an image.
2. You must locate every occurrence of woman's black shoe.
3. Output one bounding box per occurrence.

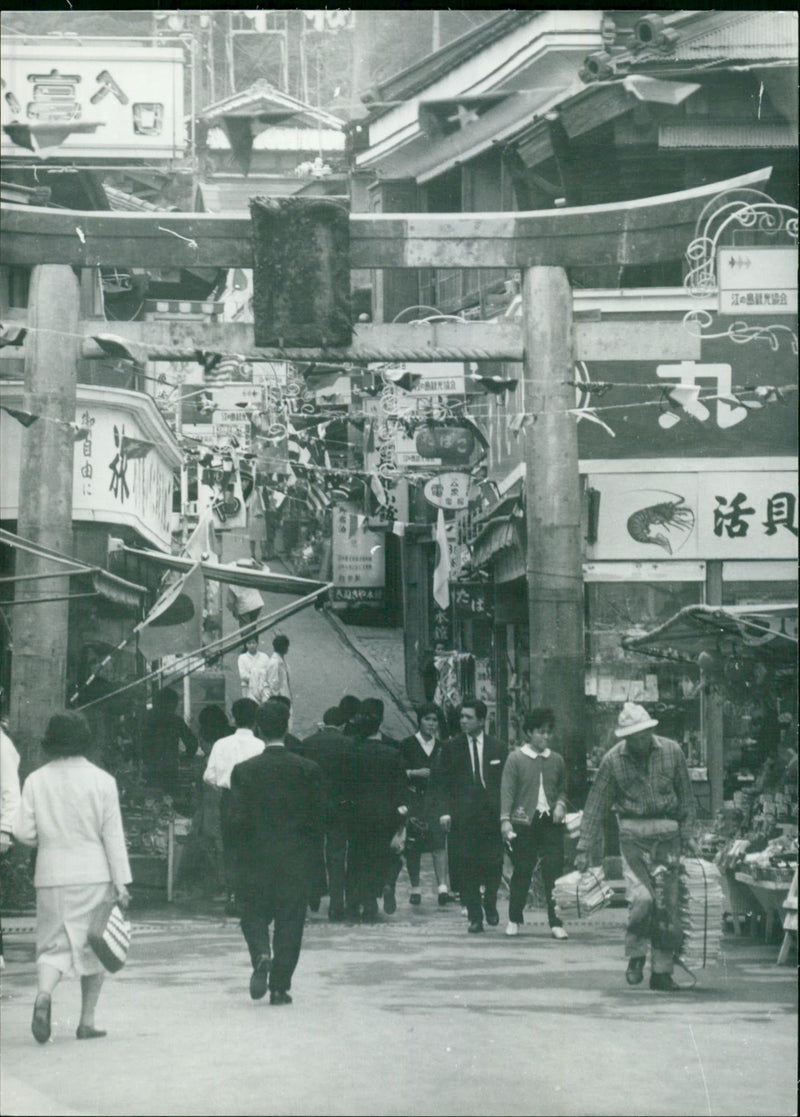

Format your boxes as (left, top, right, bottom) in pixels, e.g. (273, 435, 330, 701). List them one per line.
(76, 1025, 107, 1039)
(32, 993, 51, 1044)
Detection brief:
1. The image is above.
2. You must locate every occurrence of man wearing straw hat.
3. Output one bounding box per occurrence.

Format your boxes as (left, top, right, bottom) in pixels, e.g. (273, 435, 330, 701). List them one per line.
(575, 702, 698, 992)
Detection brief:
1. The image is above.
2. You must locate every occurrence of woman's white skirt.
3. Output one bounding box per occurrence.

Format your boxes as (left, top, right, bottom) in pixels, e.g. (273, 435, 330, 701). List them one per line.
(36, 882, 114, 977)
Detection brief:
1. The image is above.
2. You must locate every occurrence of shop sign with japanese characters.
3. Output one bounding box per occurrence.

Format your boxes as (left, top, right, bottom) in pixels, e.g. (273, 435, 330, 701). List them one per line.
(717, 247, 798, 316)
(0, 42, 185, 159)
(373, 362, 466, 397)
(452, 582, 494, 620)
(586, 470, 798, 561)
(331, 506, 385, 602)
(212, 409, 252, 451)
(423, 472, 472, 510)
(0, 389, 177, 550)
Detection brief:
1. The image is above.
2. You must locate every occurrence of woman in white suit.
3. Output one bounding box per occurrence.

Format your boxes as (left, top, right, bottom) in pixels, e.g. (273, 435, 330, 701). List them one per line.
(14, 711, 132, 1044)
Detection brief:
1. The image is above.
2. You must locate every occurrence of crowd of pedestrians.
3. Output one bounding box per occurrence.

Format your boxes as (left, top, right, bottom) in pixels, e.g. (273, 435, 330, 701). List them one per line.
(0, 670, 700, 1040)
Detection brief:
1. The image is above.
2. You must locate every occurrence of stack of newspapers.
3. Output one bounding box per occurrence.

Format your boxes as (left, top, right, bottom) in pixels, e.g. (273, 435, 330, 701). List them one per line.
(679, 858, 724, 969)
(553, 868, 615, 919)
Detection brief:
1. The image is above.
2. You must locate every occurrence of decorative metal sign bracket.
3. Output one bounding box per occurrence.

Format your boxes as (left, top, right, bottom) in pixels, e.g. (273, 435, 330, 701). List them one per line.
(683, 186, 798, 353)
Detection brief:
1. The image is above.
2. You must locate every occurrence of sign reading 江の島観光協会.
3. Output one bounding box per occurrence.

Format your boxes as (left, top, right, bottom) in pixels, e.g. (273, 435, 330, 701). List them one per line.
(717, 247, 798, 316)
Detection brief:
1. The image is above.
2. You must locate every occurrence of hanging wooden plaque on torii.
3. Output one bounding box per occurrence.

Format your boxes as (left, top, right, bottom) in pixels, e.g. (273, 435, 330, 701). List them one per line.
(250, 197, 352, 348)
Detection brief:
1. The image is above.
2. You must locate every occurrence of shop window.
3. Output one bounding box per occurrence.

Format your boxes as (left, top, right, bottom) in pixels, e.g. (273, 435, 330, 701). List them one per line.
(585, 580, 705, 770)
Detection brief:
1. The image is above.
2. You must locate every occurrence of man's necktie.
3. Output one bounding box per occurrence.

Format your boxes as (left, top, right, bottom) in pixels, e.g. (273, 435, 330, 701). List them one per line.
(470, 737, 481, 786)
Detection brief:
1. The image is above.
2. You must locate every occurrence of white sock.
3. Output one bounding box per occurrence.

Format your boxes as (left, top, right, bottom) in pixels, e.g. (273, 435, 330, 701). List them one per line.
(437, 885, 448, 894)
(410, 887, 421, 896)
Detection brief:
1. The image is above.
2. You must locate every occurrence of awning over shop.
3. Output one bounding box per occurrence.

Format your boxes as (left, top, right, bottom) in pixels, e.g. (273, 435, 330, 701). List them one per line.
(121, 546, 328, 596)
(89, 569, 148, 608)
(0, 528, 147, 608)
(471, 515, 524, 570)
(622, 603, 798, 665)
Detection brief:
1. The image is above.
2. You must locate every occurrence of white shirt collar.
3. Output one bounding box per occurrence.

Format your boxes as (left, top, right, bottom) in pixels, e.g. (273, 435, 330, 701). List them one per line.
(520, 745, 551, 760)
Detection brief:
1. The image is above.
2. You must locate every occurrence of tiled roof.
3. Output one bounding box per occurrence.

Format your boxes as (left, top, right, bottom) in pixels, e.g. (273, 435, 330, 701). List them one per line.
(199, 80, 344, 131)
(607, 10, 797, 70)
(647, 10, 797, 63)
(362, 12, 532, 116)
(659, 122, 798, 149)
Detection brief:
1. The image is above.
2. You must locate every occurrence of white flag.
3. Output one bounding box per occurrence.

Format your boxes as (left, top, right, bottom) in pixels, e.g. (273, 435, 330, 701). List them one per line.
(433, 508, 450, 610)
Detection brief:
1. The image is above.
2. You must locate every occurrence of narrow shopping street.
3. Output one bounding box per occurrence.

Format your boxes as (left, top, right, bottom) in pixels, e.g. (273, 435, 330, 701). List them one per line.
(215, 547, 413, 743)
(0, 12, 796, 1117)
(2, 882, 796, 1117)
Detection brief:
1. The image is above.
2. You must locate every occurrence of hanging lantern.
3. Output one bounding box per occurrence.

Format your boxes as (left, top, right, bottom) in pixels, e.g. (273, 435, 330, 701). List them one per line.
(415, 424, 475, 464)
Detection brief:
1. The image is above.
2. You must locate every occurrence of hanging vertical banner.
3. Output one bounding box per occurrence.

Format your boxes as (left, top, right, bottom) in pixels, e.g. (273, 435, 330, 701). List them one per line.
(433, 508, 451, 610)
(331, 506, 385, 603)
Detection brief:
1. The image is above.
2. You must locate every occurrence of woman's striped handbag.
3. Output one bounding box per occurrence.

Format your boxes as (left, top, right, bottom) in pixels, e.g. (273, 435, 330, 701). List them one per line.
(88, 899, 132, 973)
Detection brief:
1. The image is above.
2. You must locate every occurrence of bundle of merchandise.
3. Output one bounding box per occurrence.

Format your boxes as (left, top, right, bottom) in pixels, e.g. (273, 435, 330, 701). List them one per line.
(553, 867, 615, 919)
(564, 811, 583, 837)
(679, 858, 724, 970)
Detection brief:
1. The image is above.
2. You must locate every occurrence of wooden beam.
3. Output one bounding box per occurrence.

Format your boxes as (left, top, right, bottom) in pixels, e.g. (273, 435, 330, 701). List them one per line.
(0, 168, 772, 270)
(0, 320, 700, 364)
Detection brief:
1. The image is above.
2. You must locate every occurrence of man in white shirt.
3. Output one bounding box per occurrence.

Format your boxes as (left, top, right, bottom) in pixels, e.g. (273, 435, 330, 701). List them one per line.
(204, 698, 263, 914)
(431, 699, 507, 933)
(255, 634, 292, 704)
(237, 636, 270, 701)
(226, 581, 264, 630)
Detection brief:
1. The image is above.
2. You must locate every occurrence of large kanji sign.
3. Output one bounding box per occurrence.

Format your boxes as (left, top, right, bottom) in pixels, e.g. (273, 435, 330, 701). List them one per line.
(586, 469, 798, 561)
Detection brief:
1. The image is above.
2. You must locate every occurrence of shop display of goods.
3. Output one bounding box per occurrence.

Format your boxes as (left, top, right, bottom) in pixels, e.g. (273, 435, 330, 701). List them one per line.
(740, 834, 798, 882)
(679, 858, 724, 970)
(553, 867, 615, 918)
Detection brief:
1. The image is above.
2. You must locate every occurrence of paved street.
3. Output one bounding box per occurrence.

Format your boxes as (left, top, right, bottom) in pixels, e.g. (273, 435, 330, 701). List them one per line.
(2, 879, 796, 1117)
(217, 541, 414, 743)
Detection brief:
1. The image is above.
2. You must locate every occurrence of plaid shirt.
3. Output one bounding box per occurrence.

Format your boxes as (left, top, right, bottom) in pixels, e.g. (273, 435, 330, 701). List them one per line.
(578, 735, 696, 856)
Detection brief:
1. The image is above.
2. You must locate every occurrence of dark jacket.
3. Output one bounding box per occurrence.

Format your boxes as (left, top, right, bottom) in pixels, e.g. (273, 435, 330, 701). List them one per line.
(292, 727, 353, 826)
(228, 746, 324, 873)
(345, 737, 407, 831)
(398, 733, 443, 826)
(431, 732, 507, 829)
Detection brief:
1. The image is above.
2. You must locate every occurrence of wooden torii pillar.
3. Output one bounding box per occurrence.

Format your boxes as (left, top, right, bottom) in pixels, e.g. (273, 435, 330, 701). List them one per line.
(8, 266, 80, 770)
(1, 167, 769, 793)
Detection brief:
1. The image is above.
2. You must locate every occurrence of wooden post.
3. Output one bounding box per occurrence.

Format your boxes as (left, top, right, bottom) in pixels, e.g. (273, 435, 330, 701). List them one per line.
(521, 267, 586, 799)
(705, 561, 725, 815)
(9, 266, 80, 771)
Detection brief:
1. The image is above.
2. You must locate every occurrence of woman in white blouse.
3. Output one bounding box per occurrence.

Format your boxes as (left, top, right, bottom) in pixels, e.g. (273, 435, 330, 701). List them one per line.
(14, 711, 132, 1044)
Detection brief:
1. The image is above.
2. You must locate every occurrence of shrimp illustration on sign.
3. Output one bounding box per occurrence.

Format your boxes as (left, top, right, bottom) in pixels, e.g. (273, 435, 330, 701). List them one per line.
(626, 491, 695, 554)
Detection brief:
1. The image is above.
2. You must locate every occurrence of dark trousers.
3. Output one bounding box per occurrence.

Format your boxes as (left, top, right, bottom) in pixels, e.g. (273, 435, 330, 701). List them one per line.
(219, 790, 236, 895)
(507, 817, 565, 927)
(346, 821, 394, 917)
(324, 821, 348, 917)
(450, 824, 503, 925)
(236, 865, 310, 994)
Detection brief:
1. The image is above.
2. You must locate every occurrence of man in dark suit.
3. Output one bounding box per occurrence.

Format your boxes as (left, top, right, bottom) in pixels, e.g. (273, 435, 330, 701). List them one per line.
(228, 699, 324, 1006)
(293, 707, 353, 921)
(432, 698, 507, 933)
(345, 709, 408, 922)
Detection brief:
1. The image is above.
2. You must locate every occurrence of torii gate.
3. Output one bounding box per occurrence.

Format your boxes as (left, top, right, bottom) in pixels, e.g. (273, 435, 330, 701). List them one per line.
(1, 165, 771, 797)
